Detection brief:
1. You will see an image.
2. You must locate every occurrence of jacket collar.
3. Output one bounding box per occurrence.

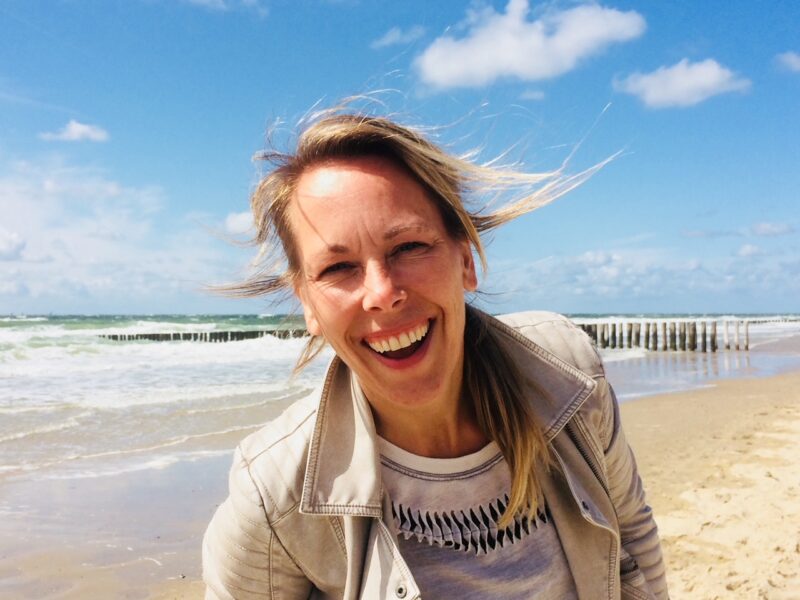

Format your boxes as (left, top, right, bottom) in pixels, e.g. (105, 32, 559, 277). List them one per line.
(299, 310, 596, 517)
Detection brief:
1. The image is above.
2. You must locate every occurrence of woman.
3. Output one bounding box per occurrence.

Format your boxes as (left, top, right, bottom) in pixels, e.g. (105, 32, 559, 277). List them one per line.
(203, 111, 668, 599)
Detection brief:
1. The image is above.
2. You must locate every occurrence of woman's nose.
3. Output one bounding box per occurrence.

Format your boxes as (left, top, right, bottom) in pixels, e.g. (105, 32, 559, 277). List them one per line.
(361, 261, 406, 312)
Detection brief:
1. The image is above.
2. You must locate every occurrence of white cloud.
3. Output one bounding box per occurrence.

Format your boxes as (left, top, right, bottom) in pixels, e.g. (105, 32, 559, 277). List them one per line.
(225, 211, 253, 234)
(737, 244, 762, 257)
(0, 158, 250, 313)
(39, 119, 109, 142)
(480, 239, 800, 311)
(0, 229, 25, 260)
(415, 0, 645, 89)
(776, 51, 800, 72)
(614, 58, 751, 108)
(520, 89, 545, 101)
(751, 222, 794, 236)
(371, 25, 426, 49)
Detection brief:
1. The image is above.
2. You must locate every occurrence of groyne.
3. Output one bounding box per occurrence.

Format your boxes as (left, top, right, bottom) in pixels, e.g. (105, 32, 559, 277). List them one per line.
(99, 329, 308, 342)
(572, 319, 777, 352)
(99, 317, 795, 350)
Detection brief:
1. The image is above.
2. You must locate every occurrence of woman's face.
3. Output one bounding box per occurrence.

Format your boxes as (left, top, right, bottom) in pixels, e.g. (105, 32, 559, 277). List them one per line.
(289, 156, 477, 417)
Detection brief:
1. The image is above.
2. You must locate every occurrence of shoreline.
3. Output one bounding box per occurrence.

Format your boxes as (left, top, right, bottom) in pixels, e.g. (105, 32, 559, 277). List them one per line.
(1, 368, 799, 599)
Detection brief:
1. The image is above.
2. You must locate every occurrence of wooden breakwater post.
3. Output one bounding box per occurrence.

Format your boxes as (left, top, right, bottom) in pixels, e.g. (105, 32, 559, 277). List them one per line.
(688, 322, 697, 351)
(700, 322, 707, 353)
(610, 323, 617, 349)
(734, 321, 740, 351)
(744, 321, 750, 351)
(644, 322, 651, 349)
(710, 321, 717, 352)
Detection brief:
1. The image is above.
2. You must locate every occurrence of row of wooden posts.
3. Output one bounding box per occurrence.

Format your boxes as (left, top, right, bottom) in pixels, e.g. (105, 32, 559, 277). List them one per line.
(101, 319, 773, 351)
(100, 329, 307, 343)
(574, 320, 751, 352)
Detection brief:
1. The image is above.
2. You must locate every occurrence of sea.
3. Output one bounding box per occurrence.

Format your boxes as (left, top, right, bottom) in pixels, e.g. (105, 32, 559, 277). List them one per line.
(2, 313, 800, 486)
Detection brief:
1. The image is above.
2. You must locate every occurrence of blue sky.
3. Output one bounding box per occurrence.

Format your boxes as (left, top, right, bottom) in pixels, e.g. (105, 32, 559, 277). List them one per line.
(1, 0, 798, 315)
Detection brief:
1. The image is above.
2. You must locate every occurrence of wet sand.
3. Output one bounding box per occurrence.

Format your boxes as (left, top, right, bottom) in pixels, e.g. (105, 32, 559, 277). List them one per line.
(2, 369, 799, 598)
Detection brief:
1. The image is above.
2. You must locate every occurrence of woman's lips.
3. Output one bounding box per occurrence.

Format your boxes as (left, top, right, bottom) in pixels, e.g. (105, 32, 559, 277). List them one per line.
(365, 321, 429, 354)
(363, 319, 434, 364)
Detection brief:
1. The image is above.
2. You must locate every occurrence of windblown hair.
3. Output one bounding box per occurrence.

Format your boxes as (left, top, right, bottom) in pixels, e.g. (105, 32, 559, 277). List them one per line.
(227, 107, 599, 527)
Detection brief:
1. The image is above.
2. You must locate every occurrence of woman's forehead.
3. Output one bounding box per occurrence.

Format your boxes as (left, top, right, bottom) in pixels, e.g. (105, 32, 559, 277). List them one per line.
(294, 156, 418, 199)
(288, 158, 445, 256)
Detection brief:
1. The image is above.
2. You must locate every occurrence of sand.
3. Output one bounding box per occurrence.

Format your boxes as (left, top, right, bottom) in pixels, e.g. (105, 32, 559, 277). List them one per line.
(2, 370, 799, 599)
(621, 371, 800, 599)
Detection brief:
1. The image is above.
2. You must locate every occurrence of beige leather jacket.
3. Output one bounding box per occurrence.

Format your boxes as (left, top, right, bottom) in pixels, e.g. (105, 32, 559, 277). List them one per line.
(203, 311, 668, 599)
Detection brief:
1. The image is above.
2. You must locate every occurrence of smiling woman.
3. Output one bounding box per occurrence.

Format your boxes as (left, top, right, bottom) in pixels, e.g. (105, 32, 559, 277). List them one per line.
(203, 110, 668, 599)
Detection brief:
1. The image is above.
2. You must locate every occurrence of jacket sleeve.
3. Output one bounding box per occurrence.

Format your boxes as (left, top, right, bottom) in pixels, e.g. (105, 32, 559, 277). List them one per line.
(202, 447, 313, 600)
(597, 377, 669, 599)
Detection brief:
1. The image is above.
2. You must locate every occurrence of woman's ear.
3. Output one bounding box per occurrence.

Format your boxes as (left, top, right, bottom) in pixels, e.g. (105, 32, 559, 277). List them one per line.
(295, 284, 322, 336)
(460, 241, 478, 292)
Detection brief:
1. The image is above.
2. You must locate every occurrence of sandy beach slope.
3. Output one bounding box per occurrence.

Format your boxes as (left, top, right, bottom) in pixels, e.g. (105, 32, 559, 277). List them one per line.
(621, 371, 800, 599)
(2, 370, 799, 599)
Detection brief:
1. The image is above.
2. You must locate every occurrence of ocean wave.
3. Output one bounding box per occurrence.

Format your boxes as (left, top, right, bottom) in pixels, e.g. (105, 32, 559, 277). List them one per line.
(599, 348, 648, 363)
(38, 449, 234, 481)
(616, 383, 716, 402)
(0, 423, 257, 478)
(0, 415, 84, 443)
(179, 392, 308, 415)
(0, 316, 49, 322)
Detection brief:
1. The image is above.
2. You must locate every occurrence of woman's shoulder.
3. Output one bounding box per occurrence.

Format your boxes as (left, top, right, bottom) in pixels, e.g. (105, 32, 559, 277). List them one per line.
(232, 390, 320, 520)
(493, 310, 603, 377)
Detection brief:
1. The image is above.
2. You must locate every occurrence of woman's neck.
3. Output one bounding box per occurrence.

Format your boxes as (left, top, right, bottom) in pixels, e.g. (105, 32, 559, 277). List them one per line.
(371, 399, 489, 459)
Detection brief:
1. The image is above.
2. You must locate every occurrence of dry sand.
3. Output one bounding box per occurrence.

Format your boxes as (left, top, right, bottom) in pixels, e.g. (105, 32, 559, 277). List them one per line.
(3, 371, 799, 599)
(622, 371, 800, 599)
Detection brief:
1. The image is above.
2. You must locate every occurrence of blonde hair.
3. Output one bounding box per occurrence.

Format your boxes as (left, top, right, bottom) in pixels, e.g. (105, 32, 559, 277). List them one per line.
(228, 107, 601, 527)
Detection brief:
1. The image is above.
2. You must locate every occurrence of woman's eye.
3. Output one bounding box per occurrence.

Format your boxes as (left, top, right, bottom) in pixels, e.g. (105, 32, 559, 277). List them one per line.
(319, 262, 354, 278)
(393, 241, 428, 255)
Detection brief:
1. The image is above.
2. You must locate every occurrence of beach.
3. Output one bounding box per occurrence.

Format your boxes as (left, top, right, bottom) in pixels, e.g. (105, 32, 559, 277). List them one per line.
(623, 371, 800, 599)
(1, 316, 800, 598)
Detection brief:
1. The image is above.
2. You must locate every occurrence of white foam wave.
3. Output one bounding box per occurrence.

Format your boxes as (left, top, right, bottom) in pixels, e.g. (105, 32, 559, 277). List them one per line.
(180, 394, 302, 415)
(0, 316, 49, 322)
(598, 348, 647, 363)
(38, 449, 234, 480)
(0, 403, 77, 415)
(616, 383, 716, 402)
(0, 423, 259, 476)
(0, 416, 84, 443)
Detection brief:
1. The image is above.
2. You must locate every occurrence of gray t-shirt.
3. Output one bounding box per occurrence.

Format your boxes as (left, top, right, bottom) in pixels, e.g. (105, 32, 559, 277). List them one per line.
(379, 438, 578, 600)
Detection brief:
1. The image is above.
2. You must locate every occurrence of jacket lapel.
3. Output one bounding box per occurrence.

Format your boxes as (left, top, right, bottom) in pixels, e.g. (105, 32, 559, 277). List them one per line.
(491, 312, 598, 441)
(300, 356, 383, 517)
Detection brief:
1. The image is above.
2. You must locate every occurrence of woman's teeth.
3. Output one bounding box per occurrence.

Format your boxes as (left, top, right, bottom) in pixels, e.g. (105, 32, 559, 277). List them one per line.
(367, 322, 429, 354)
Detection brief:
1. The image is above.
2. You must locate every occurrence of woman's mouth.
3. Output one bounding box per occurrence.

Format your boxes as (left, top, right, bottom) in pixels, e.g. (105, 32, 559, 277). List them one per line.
(365, 321, 430, 360)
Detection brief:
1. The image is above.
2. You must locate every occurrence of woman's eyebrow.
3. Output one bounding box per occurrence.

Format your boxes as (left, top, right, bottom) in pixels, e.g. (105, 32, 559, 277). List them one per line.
(323, 244, 348, 254)
(383, 222, 430, 241)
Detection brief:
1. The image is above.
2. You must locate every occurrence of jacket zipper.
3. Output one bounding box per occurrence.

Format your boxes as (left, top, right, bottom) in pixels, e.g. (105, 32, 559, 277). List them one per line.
(565, 420, 610, 497)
